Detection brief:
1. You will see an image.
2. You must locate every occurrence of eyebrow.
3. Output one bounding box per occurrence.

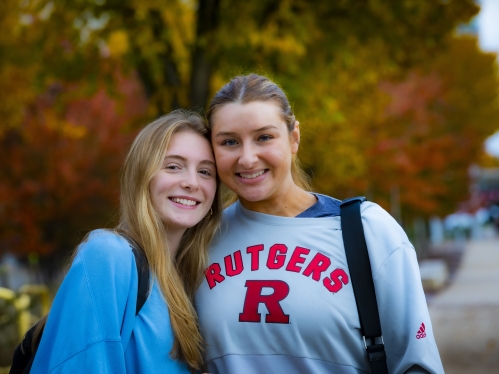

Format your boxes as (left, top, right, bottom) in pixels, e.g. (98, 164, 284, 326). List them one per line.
(215, 125, 278, 137)
(164, 154, 215, 167)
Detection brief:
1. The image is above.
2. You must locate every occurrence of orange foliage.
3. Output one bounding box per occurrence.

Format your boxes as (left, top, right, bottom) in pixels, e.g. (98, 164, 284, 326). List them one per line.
(0, 0, 495, 261)
(0, 74, 147, 258)
(369, 38, 499, 218)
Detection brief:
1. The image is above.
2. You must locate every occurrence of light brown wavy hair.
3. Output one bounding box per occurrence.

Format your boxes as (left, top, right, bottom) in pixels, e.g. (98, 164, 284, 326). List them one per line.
(206, 73, 311, 205)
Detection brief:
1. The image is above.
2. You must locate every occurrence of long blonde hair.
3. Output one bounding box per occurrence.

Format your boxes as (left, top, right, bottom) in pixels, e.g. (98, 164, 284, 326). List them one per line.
(118, 110, 222, 369)
(30, 111, 221, 369)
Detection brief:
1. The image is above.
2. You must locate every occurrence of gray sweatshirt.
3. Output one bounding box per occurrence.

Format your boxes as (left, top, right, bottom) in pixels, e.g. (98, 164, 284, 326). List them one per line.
(196, 200, 444, 374)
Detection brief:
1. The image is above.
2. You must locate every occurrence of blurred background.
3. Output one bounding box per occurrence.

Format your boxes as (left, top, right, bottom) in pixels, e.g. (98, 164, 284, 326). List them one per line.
(1, 0, 498, 372)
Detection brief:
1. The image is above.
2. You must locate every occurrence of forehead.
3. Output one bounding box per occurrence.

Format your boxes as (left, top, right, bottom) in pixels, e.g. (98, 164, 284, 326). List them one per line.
(166, 131, 214, 160)
(212, 101, 285, 130)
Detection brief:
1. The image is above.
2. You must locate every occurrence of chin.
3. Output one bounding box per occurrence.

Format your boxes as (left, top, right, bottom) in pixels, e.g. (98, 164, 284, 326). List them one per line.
(169, 217, 202, 231)
(239, 192, 270, 203)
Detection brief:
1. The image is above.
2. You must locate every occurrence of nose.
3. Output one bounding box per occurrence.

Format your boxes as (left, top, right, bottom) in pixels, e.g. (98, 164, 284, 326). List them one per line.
(181, 170, 199, 191)
(238, 143, 258, 169)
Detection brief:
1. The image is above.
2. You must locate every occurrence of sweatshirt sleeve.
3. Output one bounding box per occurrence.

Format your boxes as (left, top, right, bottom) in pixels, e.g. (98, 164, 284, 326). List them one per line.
(30, 230, 138, 374)
(361, 203, 444, 374)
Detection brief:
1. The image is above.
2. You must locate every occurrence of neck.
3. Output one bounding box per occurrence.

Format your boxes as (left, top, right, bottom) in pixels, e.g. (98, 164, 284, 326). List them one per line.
(166, 228, 186, 257)
(240, 183, 317, 217)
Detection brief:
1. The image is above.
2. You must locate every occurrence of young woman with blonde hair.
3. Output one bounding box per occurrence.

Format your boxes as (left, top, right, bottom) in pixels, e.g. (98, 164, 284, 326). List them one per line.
(25, 110, 221, 373)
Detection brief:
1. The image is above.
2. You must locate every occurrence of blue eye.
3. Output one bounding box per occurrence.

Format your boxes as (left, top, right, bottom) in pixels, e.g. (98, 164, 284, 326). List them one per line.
(221, 139, 237, 146)
(259, 134, 273, 141)
(199, 169, 212, 176)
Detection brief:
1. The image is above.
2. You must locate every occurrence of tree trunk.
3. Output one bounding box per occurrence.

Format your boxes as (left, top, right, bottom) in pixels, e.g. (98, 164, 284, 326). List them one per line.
(189, 0, 220, 109)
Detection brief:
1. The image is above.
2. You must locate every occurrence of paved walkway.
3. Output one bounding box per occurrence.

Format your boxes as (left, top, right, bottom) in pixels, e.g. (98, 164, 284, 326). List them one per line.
(429, 239, 499, 374)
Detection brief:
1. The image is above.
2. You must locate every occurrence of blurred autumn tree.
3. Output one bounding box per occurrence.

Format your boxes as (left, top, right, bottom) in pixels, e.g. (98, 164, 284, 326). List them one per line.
(1, 0, 497, 270)
(371, 37, 499, 218)
(0, 0, 147, 276)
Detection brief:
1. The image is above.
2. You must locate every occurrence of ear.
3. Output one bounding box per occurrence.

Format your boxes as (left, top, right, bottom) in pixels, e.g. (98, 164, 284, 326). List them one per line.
(290, 121, 300, 154)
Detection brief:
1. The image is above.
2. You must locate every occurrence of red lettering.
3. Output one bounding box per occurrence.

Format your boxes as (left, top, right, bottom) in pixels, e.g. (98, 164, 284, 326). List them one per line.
(266, 244, 287, 270)
(302, 253, 331, 281)
(323, 268, 349, 293)
(205, 263, 225, 289)
(239, 280, 290, 324)
(224, 250, 244, 277)
(247, 244, 264, 271)
(285, 246, 310, 273)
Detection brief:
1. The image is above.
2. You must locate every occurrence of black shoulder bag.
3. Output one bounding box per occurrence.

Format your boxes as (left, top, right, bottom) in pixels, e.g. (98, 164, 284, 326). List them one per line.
(9, 232, 150, 374)
(340, 197, 389, 374)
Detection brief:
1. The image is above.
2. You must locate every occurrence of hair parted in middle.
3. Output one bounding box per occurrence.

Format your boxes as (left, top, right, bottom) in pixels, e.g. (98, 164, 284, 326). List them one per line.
(206, 73, 311, 192)
(118, 109, 222, 370)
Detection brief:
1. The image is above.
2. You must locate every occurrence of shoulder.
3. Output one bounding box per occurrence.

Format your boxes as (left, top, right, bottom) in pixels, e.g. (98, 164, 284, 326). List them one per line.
(81, 229, 131, 251)
(360, 202, 409, 242)
(74, 229, 135, 277)
(78, 229, 132, 256)
(358, 202, 414, 272)
(32, 230, 137, 372)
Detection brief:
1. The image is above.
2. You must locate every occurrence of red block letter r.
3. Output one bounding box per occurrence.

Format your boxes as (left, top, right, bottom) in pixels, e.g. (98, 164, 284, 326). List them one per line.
(239, 280, 290, 324)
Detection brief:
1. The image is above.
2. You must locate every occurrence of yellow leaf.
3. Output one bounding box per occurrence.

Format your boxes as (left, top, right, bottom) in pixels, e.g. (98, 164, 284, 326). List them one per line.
(108, 30, 129, 57)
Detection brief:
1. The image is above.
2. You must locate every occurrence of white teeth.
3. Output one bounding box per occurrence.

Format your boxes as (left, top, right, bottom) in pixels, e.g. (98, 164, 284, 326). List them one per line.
(239, 170, 265, 179)
(171, 198, 197, 206)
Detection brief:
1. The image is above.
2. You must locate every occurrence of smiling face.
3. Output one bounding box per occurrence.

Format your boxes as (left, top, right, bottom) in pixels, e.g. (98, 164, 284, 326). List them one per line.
(211, 101, 300, 212)
(149, 130, 217, 237)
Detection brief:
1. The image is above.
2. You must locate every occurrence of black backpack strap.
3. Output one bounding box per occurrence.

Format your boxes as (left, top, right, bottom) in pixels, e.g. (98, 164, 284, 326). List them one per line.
(10, 321, 41, 374)
(340, 197, 389, 374)
(119, 232, 150, 315)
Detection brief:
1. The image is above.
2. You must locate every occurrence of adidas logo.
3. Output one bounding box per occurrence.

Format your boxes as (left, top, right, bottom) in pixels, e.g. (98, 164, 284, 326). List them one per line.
(416, 322, 426, 339)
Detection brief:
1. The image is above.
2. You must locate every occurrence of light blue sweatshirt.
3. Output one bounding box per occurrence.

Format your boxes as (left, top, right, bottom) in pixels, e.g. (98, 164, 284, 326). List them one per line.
(196, 201, 444, 374)
(31, 230, 189, 374)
